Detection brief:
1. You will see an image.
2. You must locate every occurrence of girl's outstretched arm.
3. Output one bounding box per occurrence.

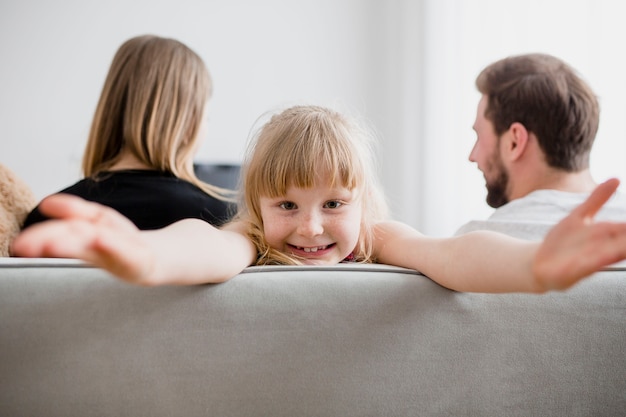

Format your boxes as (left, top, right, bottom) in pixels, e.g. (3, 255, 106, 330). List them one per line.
(10, 194, 257, 286)
(373, 179, 626, 293)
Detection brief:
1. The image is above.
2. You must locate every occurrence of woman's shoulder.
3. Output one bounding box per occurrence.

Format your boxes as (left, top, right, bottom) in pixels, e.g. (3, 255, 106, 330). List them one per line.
(51, 170, 197, 202)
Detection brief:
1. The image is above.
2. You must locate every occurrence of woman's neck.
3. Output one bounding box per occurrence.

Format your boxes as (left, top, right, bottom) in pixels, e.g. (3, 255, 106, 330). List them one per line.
(108, 152, 153, 171)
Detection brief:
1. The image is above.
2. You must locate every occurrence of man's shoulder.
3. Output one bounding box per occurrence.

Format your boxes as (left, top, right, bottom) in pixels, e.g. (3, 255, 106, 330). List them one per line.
(455, 188, 626, 239)
(454, 220, 549, 240)
(491, 188, 626, 221)
(488, 189, 585, 222)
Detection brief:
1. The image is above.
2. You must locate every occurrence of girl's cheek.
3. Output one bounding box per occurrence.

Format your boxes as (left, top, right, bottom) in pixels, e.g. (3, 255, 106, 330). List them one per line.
(262, 222, 281, 245)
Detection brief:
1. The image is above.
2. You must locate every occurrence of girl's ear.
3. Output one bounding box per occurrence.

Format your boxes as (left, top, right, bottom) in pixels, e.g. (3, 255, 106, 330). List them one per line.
(503, 122, 530, 162)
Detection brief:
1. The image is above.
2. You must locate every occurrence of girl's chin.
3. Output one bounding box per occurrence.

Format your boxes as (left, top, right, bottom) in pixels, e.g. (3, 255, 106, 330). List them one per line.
(280, 244, 350, 265)
(300, 258, 336, 266)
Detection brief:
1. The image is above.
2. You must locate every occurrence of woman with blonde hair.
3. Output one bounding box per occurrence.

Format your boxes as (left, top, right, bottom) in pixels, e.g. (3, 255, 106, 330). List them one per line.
(23, 35, 234, 230)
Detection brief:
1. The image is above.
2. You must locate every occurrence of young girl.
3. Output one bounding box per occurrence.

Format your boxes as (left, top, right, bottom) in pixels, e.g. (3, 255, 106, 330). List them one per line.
(11, 105, 626, 292)
(22, 35, 235, 231)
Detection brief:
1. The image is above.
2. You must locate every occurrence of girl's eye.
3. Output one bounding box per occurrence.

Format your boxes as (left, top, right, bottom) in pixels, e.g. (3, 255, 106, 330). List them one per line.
(324, 200, 343, 209)
(279, 202, 297, 210)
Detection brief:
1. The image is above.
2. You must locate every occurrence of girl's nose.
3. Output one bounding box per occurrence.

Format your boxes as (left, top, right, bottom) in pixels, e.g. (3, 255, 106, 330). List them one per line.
(297, 212, 324, 237)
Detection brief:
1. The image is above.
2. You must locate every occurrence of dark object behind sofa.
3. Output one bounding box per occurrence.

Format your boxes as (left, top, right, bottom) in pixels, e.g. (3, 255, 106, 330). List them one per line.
(194, 162, 240, 190)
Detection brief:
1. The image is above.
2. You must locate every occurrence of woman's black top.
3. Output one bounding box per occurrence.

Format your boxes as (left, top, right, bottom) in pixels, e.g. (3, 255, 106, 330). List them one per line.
(22, 170, 235, 230)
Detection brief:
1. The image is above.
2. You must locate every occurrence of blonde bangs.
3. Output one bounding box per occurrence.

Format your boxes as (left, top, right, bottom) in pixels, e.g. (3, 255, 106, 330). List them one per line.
(246, 107, 363, 200)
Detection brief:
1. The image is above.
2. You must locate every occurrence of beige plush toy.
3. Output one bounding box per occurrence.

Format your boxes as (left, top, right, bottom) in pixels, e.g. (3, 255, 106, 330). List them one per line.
(0, 164, 36, 256)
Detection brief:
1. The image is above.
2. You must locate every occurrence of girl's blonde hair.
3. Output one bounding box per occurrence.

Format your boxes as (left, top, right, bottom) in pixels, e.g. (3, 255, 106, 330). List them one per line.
(82, 35, 230, 200)
(237, 105, 389, 265)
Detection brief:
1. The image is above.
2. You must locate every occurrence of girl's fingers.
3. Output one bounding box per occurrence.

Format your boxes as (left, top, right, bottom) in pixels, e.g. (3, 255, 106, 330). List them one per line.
(39, 194, 138, 231)
(12, 195, 139, 259)
(12, 219, 97, 258)
(536, 221, 626, 290)
(570, 178, 620, 222)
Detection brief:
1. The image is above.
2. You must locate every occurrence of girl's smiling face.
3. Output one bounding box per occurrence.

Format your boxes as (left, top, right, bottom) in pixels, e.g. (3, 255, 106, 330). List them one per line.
(259, 176, 362, 265)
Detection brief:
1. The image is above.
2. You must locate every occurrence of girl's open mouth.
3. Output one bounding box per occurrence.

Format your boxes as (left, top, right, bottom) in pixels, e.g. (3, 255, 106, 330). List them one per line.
(288, 243, 335, 255)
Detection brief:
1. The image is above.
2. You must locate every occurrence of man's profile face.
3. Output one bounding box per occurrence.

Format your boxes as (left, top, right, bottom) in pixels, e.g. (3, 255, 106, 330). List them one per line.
(469, 95, 510, 208)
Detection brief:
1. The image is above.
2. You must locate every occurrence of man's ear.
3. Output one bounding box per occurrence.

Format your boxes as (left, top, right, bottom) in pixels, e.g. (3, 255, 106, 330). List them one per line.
(503, 122, 530, 161)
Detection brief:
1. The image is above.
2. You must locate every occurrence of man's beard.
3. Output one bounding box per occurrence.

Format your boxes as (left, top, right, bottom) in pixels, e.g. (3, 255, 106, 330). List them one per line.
(485, 163, 510, 209)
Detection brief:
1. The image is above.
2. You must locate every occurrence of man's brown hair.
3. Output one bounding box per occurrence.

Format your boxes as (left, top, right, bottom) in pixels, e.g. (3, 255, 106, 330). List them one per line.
(476, 53, 599, 171)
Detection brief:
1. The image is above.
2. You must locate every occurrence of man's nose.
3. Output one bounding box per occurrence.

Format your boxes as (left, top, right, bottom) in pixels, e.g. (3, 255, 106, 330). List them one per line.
(468, 141, 478, 163)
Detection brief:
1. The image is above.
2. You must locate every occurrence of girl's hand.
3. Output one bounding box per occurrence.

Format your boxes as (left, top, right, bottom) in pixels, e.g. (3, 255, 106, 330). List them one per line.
(11, 194, 156, 284)
(533, 178, 626, 291)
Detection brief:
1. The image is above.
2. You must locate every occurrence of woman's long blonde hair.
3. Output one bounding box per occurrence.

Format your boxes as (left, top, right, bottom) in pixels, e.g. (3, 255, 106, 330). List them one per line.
(237, 105, 389, 265)
(82, 34, 230, 199)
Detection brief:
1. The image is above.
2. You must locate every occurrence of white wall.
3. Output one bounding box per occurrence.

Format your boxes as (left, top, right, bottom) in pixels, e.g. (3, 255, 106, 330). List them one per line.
(418, 0, 626, 236)
(2, 0, 626, 237)
(1, 0, 403, 203)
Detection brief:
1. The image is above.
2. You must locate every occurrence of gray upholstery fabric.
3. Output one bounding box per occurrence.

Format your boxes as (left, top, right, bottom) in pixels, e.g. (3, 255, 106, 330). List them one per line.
(0, 259, 624, 417)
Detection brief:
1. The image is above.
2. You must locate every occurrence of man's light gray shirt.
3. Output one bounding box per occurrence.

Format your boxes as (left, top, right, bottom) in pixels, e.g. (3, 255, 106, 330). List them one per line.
(455, 189, 626, 240)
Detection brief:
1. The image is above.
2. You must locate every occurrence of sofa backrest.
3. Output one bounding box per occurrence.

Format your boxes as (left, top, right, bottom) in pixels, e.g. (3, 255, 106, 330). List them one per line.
(0, 259, 624, 416)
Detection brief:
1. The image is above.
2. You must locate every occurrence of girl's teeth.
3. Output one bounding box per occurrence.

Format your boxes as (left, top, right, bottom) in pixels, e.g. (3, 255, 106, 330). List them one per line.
(302, 246, 326, 253)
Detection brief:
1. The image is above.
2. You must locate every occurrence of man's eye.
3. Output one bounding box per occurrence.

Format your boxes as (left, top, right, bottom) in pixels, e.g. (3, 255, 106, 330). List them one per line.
(324, 200, 343, 209)
(279, 202, 296, 210)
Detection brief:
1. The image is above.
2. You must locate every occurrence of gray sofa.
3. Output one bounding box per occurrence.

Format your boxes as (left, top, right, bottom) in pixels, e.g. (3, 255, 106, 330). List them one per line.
(1, 258, 624, 417)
